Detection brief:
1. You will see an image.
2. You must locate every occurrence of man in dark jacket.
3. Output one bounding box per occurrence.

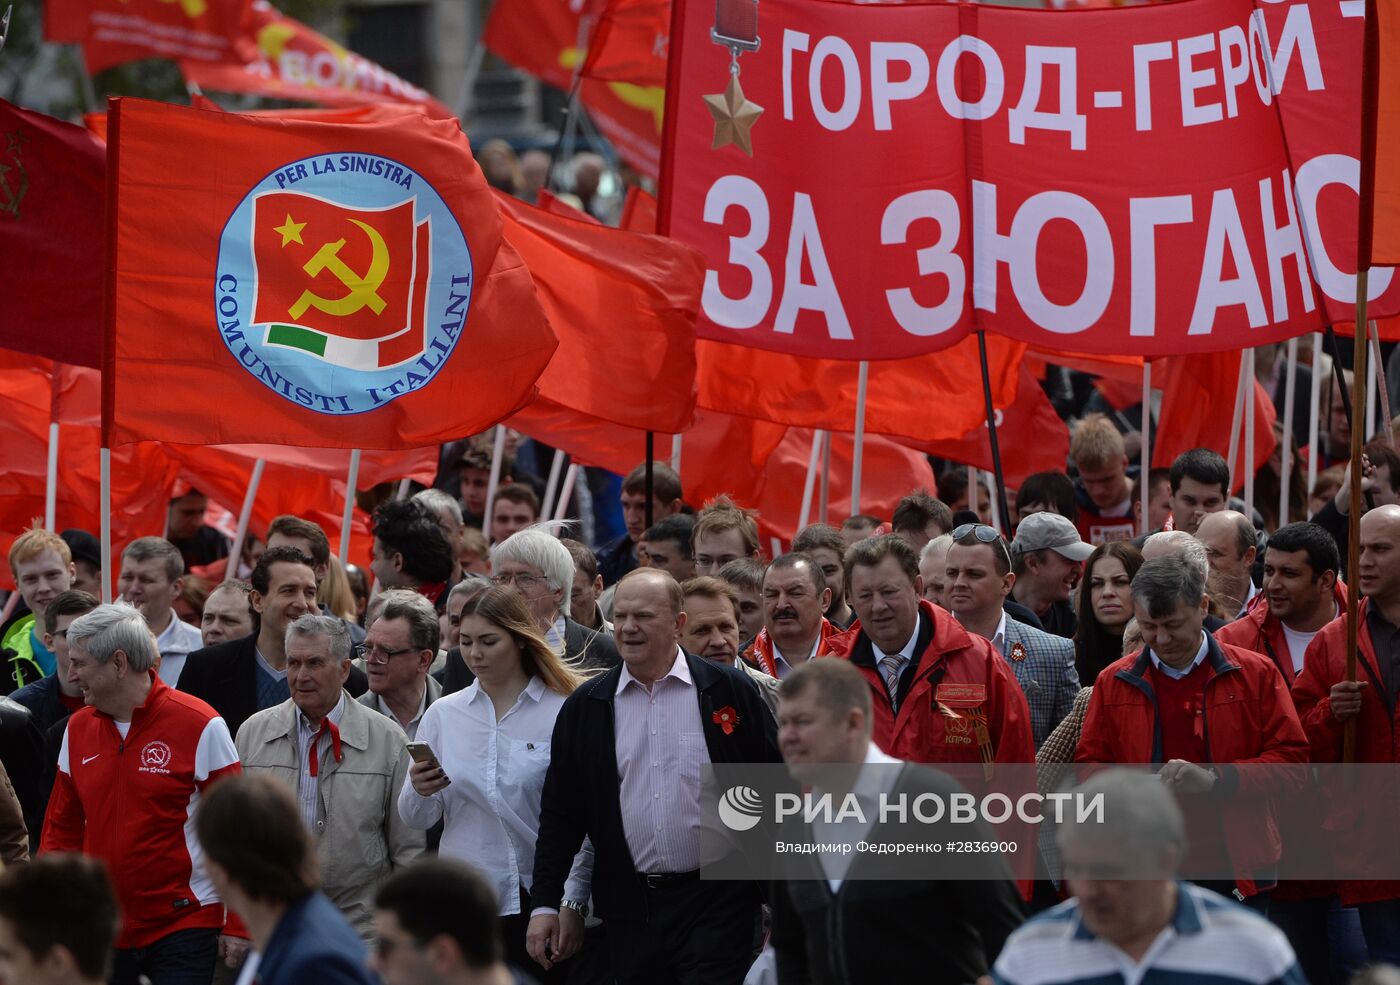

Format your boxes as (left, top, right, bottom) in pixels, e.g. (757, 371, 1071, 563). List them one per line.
(770, 659, 1023, 985)
(528, 569, 778, 984)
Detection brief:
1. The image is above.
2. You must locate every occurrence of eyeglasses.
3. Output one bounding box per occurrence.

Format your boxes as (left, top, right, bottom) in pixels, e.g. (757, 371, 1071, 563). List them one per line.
(491, 572, 546, 591)
(356, 642, 417, 664)
(951, 523, 1012, 568)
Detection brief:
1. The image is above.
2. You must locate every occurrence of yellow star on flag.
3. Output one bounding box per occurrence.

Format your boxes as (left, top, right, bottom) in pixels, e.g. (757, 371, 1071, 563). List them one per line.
(273, 214, 306, 247)
(703, 75, 763, 157)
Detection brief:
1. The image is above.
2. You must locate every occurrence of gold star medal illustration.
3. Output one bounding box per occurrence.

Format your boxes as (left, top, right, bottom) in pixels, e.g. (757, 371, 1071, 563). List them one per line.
(703, 0, 763, 156)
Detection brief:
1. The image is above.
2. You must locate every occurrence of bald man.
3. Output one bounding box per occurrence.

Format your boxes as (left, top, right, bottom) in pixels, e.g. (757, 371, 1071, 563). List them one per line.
(1195, 511, 1258, 620)
(1293, 504, 1400, 963)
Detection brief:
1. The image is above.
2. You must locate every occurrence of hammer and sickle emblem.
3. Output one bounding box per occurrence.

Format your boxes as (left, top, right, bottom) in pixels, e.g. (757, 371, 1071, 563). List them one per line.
(288, 219, 390, 320)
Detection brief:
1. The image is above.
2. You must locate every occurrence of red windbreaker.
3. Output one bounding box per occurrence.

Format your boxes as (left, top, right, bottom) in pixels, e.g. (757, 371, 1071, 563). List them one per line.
(41, 676, 241, 947)
(1076, 638, 1308, 897)
(1215, 581, 1348, 685)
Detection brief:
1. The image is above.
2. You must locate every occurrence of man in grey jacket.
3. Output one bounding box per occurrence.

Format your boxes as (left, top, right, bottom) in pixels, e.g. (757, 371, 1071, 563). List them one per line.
(236, 614, 422, 940)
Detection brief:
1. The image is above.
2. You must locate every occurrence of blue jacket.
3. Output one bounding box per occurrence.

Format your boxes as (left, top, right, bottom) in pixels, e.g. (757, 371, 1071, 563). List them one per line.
(257, 892, 373, 985)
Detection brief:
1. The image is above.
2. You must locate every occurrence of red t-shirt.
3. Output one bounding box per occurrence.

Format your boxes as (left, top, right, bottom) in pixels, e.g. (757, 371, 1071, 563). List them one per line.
(1151, 659, 1229, 878)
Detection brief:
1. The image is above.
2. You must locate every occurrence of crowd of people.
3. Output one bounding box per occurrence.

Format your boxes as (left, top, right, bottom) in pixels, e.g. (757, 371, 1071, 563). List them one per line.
(0, 361, 1398, 984)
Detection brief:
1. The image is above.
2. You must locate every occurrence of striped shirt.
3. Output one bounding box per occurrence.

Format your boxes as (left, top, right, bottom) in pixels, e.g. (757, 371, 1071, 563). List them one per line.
(993, 882, 1304, 985)
(614, 647, 708, 874)
(295, 692, 346, 836)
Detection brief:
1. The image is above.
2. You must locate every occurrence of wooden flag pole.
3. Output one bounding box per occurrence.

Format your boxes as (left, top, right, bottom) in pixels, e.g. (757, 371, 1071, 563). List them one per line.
(645, 432, 655, 530)
(851, 362, 869, 515)
(1141, 360, 1152, 536)
(976, 331, 1012, 529)
(1345, 275, 1371, 764)
(226, 458, 265, 583)
(1281, 337, 1299, 527)
(99, 447, 112, 603)
(1371, 321, 1393, 448)
(339, 449, 361, 564)
(1226, 356, 1248, 492)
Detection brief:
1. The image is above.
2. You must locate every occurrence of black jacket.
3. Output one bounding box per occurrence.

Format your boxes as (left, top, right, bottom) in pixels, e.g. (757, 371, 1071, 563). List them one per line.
(0, 696, 47, 851)
(439, 618, 619, 696)
(532, 651, 780, 920)
(179, 633, 368, 739)
(770, 762, 1024, 985)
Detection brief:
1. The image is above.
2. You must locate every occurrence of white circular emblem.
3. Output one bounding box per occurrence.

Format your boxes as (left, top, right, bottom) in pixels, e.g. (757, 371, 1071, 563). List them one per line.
(718, 785, 764, 832)
(141, 740, 172, 770)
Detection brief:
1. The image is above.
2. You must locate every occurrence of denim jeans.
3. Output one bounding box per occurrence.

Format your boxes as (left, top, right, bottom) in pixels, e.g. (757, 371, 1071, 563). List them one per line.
(110, 927, 219, 985)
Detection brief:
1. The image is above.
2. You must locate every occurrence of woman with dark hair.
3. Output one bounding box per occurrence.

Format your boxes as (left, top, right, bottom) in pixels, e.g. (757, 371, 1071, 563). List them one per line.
(1073, 541, 1144, 684)
(398, 586, 589, 983)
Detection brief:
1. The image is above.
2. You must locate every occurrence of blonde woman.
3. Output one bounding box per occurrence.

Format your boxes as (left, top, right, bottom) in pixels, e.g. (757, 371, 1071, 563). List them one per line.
(398, 587, 590, 983)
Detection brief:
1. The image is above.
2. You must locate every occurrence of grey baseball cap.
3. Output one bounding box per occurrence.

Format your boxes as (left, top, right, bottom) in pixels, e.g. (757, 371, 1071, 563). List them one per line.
(1011, 512, 1094, 562)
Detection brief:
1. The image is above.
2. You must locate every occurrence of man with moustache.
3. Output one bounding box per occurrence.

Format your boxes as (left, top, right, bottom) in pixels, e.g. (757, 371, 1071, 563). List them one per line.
(744, 554, 836, 680)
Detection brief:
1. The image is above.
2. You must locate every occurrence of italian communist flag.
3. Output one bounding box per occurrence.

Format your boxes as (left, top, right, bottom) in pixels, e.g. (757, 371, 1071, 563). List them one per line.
(1364, 0, 1400, 265)
(103, 97, 558, 450)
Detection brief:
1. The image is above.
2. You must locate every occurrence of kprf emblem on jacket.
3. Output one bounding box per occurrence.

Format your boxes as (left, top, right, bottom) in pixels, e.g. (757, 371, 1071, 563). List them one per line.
(139, 740, 173, 775)
(214, 152, 472, 415)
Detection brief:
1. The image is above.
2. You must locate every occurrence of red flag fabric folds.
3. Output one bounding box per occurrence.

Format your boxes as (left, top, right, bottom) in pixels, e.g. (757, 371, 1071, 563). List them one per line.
(104, 98, 557, 450)
(0, 100, 105, 368)
(583, 0, 669, 88)
(180, 1, 454, 119)
(497, 191, 701, 434)
(45, 0, 255, 73)
(1152, 351, 1277, 491)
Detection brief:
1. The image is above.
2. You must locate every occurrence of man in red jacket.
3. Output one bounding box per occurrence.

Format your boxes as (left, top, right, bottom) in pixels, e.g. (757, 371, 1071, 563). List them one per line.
(1293, 504, 1400, 963)
(41, 603, 241, 985)
(826, 534, 1034, 769)
(1077, 558, 1308, 906)
(1215, 521, 1344, 685)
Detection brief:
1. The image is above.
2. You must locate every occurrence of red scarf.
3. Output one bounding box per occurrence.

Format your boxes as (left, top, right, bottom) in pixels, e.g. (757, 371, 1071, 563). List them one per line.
(308, 718, 343, 778)
(746, 618, 836, 678)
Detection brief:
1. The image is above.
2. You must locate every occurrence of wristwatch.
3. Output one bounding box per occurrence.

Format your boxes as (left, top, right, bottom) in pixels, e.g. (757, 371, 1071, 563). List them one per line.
(561, 899, 589, 919)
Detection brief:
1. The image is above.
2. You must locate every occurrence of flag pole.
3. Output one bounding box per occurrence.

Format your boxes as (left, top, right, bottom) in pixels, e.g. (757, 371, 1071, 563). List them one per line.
(1308, 333, 1323, 496)
(645, 432, 655, 530)
(1141, 360, 1152, 536)
(819, 431, 831, 523)
(1226, 355, 1247, 491)
(1366, 335, 1379, 439)
(45, 423, 59, 532)
(976, 331, 1012, 529)
(670, 434, 683, 475)
(541, 448, 566, 519)
(99, 447, 112, 603)
(851, 361, 869, 515)
(395, 477, 412, 501)
(339, 449, 361, 563)
(798, 430, 824, 532)
(553, 463, 579, 522)
(1244, 348, 1257, 518)
(483, 427, 506, 537)
(1281, 337, 1299, 527)
(226, 458, 265, 583)
(1345, 277, 1370, 764)
(1371, 321, 1393, 447)
(968, 466, 979, 516)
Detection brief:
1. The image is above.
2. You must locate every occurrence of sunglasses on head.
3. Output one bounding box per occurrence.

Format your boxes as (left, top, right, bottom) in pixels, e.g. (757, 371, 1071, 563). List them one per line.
(951, 523, 1012, 566)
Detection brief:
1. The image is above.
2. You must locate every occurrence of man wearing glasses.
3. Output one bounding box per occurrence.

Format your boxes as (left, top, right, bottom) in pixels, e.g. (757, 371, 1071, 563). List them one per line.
(358, 590, 442, 742)
(492, 528, 620, 672)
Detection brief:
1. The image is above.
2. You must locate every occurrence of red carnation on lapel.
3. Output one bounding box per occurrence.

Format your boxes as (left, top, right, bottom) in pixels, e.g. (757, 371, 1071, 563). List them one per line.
(712, 706, 740, 735)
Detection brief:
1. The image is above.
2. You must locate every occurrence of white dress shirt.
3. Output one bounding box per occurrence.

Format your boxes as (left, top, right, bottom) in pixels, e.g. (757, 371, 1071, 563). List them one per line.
(295, 692, 347, 835)
(809, 743, 902, 891)
(872, 626, 921, 698)
(1148, 633, 1210, 680)
(398, 676, 591, 914)
(771, 635, 822, 679)
(154, 614, 204, 687)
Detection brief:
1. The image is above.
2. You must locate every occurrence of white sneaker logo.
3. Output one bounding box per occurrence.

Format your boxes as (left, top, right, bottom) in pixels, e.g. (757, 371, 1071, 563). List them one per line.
(81, 754, 100, 766)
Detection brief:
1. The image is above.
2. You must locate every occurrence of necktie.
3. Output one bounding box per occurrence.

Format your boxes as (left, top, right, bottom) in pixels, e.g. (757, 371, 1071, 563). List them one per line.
(879, 653, 903, 710)
(308, 718, 342, 778)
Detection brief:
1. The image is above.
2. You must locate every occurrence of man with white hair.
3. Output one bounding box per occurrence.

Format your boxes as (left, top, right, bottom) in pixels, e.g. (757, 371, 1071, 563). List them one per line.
(42, 602, 242, 984)
(413, 488, 466, 584)
(492, 527, 619, 672)
(992, 769, 1304, 985)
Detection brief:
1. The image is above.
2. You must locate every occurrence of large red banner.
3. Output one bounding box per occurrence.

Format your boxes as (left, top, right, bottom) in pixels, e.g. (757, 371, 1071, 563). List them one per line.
(662, 0, 1395, 358)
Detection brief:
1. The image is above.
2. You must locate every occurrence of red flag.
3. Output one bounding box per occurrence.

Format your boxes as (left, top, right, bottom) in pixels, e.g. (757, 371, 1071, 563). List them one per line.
(917, 366, 1069, 488)
(536, 188, 601, 223)
(1362, 0, 1400, 264)
(1152, 351, 1277, 491)
(104, 98, 557, 450)
(180, 1, 454, 120)
(0, 354, 176, 591)
(496, 191, 701, 433)
(0, 100, 105, 368)
(621, 185, 658, 233)
(46, 0, 255, 73)
(694, 334, 1021, 442)
(582, 0, 669, 88)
